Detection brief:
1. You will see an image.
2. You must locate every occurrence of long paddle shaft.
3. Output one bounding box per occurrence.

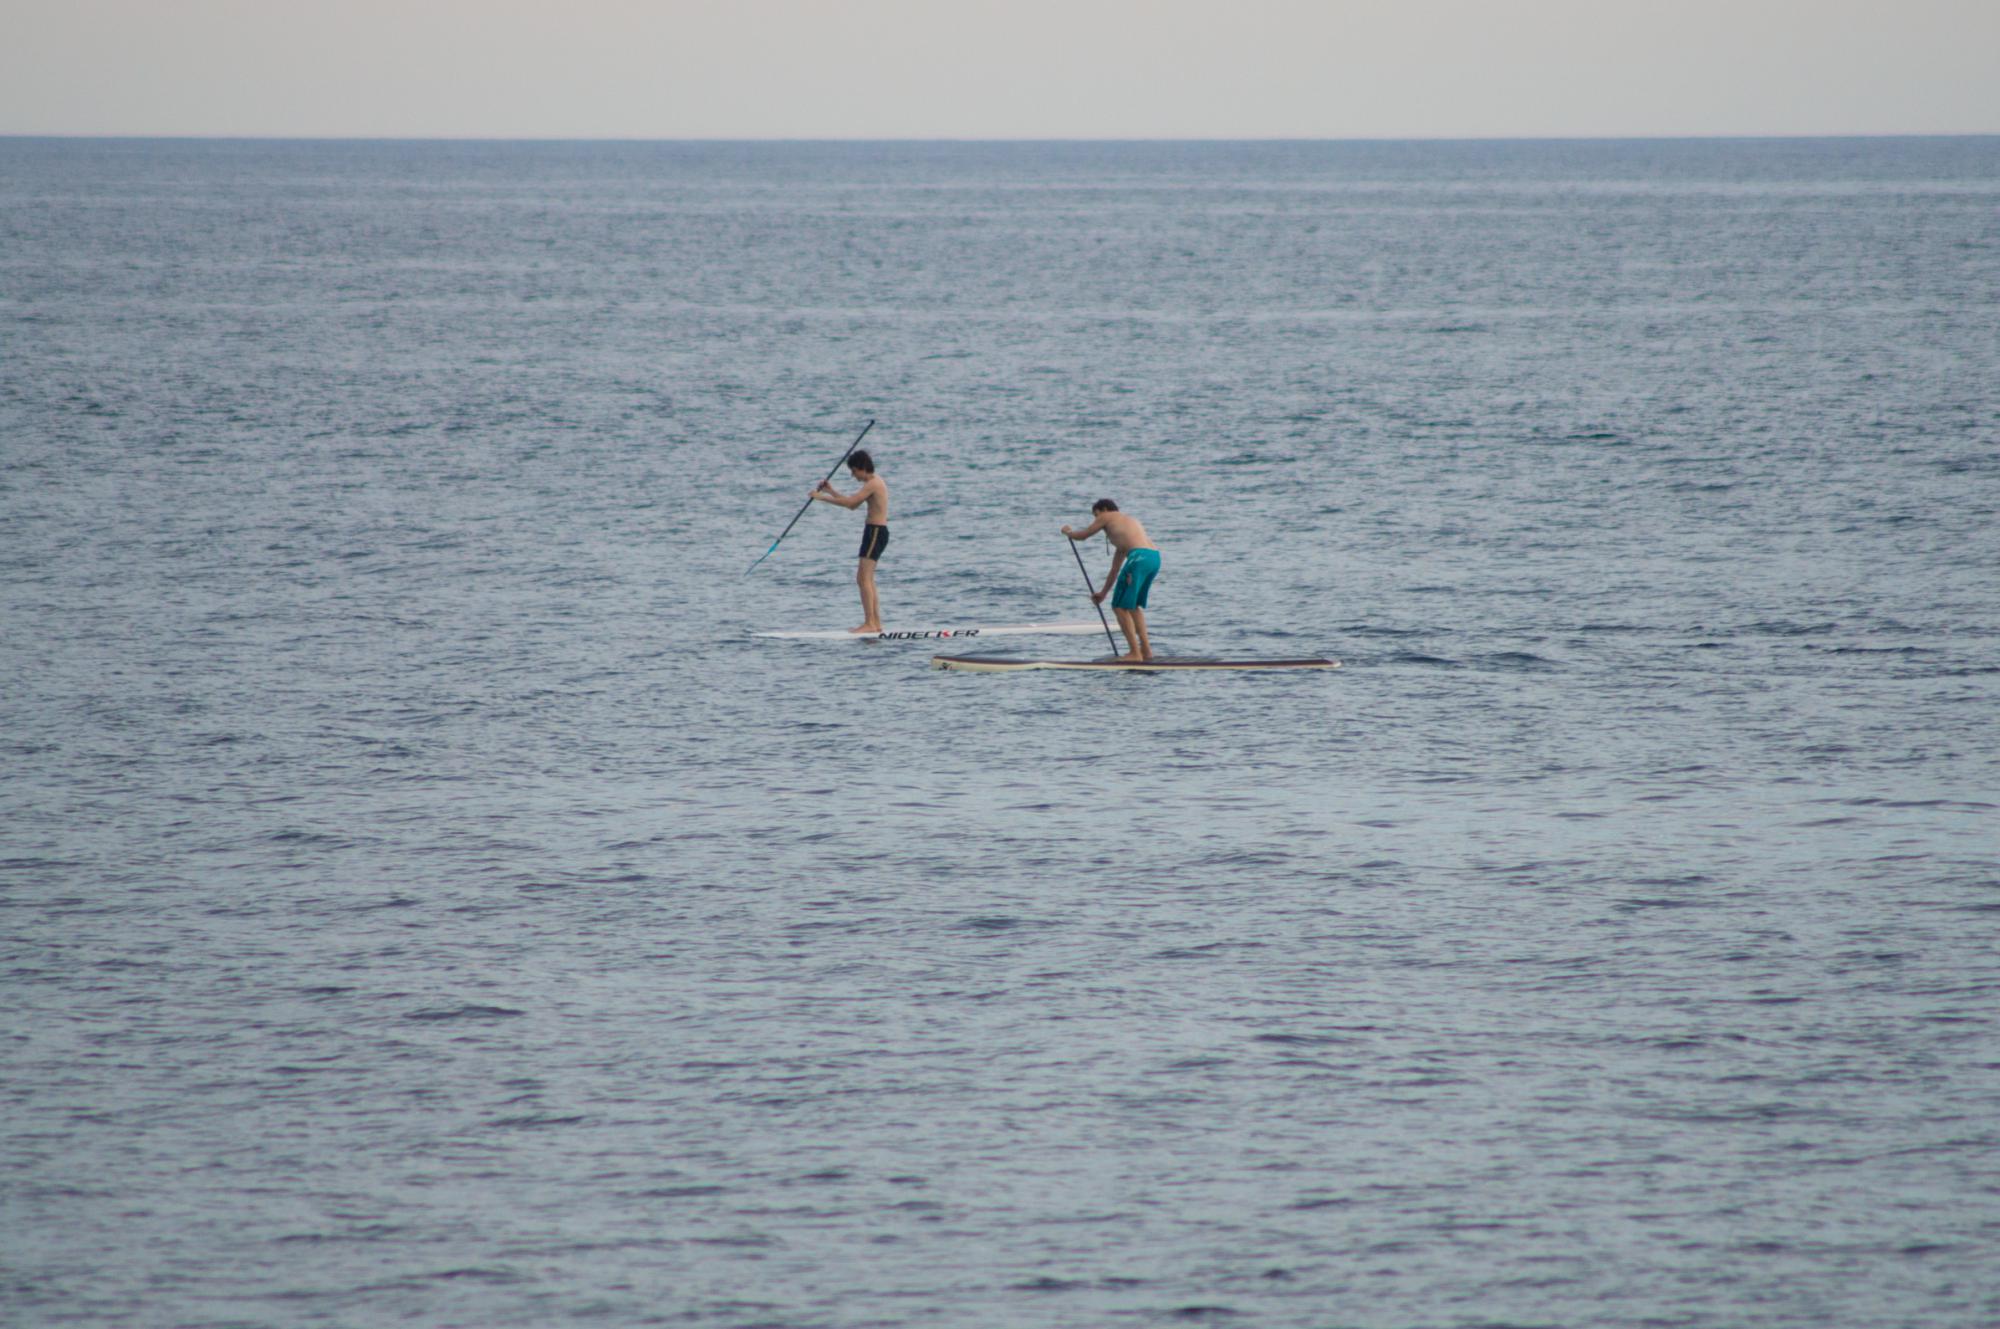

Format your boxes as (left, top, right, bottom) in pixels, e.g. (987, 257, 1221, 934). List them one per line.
(747, 419, 876, 573)
(1069, 538, 1121, 655)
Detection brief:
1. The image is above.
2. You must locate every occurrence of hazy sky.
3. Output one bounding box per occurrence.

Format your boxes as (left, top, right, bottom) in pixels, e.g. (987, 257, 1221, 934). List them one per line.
(5, 0, 1997, 138)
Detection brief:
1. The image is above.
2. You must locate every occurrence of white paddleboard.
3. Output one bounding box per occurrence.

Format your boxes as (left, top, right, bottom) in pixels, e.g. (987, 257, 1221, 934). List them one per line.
(757, 623, 1104, 642)
(931, 654, 1342, 673)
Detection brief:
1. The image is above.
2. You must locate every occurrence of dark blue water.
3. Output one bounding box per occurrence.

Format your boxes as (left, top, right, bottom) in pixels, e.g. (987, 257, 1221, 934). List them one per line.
(3, 138, 1998, 1328)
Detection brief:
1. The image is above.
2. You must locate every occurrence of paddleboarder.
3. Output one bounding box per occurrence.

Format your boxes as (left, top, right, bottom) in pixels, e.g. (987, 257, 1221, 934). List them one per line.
(810, 449, 889, 633)
(1062, 499, 1159, 661)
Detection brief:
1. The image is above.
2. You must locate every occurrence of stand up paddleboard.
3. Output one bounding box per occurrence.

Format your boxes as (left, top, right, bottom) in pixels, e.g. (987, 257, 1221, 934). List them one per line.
(931, 654, 1341, 673)
(758, 623, 1102, 642)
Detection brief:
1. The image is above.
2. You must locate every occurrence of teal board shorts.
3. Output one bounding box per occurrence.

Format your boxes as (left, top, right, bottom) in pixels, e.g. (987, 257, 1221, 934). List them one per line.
(1111, 548, 1161, 610)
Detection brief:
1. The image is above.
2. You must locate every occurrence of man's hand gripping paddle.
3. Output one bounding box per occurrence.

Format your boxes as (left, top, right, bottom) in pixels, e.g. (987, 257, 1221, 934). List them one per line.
(747, 419, 875, 574)
(1069, 538, 1121, 655)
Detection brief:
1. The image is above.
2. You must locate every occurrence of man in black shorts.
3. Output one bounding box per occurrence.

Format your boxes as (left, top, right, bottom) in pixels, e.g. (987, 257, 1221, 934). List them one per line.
(810, 449, 889, 633)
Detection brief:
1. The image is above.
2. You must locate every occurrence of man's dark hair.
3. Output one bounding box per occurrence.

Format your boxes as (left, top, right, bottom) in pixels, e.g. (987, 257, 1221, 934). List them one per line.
(848, 450, 874, 474)
(1091, 498, 1118, 513)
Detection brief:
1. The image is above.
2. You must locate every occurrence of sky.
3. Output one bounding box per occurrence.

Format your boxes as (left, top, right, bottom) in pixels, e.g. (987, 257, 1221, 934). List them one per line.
(3, 0, 1997, 139)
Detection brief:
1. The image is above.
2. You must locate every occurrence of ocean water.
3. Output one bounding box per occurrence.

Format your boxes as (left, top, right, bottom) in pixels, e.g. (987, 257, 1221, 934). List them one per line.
(2, 138, 1998, 1328)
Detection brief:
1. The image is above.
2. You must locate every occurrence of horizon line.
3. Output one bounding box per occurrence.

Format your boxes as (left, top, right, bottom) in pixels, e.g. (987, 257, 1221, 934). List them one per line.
(5, 131, 2000, 145)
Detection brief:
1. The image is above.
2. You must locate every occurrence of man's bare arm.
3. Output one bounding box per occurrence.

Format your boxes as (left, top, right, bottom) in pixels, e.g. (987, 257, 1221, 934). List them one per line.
(1095, 548, 1127, 601)
(811, 479, 872, 510)
(1061, 516, 1107, 541)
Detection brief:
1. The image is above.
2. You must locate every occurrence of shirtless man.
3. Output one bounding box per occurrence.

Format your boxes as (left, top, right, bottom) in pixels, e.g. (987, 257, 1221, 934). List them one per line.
(810, 449, 889, 633)
(1062, 499, 1160, 661)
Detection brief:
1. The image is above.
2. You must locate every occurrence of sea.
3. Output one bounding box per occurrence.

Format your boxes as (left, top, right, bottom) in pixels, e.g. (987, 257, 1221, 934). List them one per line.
(2, 138, 1997, 1328)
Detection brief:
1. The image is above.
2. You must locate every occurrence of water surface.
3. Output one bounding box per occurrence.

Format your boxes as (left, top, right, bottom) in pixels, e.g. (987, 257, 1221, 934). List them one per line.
(3, 137, 1998, 1327)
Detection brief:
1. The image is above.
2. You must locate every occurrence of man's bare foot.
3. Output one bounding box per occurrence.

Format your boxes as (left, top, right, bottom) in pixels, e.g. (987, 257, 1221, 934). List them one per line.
(850, 624, 882, 634)
(1116, 651, 1142, 662)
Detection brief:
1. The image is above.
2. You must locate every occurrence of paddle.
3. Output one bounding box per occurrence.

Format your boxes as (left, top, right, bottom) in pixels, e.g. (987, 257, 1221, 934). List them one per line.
(746, 419, 875, 573)
(1068, 537, 1121, 655)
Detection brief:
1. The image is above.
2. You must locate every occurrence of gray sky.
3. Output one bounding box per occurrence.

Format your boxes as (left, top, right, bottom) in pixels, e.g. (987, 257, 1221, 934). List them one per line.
(5, 0, 1998, 138)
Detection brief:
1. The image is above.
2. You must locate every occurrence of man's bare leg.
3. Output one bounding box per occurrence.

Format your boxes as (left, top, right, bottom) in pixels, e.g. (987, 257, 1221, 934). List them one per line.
(1132, 608, 1153, 660)
(850, 559, 883, 633)
(1112, 607, 1143, 661)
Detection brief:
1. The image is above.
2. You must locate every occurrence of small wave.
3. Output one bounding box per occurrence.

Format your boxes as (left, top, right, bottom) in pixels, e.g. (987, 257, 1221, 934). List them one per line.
(1477, 651, 1559, 670)
(953, 915, 1041, 932)
(266, 828, 346, 846)
(274, 1224, 405, 1244)
(1742, 619, 1837, 636)
(690, 1234, 776, 1248)
(403, 1004, 525, 1021)
(630, 1185, 727, 1198)
(1193, 851, 1291, 868)
(1534, 430, 1628, 446)
(489, 1113, 586, 1128)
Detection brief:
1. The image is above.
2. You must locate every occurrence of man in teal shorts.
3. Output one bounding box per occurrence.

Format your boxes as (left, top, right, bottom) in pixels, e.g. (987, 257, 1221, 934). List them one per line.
(1062, 499, 1161, 661)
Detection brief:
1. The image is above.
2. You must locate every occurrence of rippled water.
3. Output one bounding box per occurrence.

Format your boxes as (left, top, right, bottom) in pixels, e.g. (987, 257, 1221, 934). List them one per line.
(4, 138, 1999, 1327)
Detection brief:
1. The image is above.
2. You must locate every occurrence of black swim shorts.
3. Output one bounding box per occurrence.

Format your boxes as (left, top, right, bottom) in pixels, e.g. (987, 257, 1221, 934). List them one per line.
(859, 523, 889, 561)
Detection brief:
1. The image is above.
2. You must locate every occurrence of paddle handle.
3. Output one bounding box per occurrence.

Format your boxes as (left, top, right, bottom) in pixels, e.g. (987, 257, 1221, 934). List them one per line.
(748, 418, 875, 573)
(1069, 537, 1120, 654)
